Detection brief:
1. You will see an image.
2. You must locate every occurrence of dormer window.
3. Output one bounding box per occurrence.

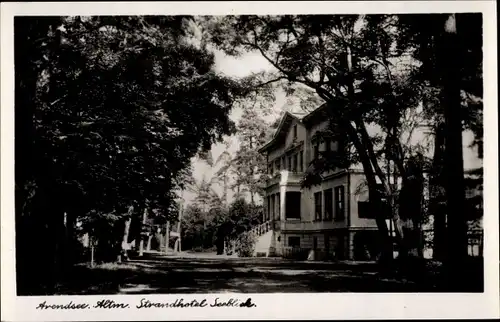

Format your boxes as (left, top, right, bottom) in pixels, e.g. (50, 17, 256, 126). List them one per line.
(293, 124, 298, 140)
(325, 138, 331, 152)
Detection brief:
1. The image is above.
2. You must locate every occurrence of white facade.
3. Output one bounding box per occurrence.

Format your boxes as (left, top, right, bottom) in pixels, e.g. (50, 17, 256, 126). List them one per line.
(259, 108, 383, 260)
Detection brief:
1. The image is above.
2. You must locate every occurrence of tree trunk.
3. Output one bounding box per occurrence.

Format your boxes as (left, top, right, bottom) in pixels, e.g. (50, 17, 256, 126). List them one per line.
(119, 211, 133, 262)
(146, 235, 153, 251)
(356, 120, 408, 262)
(343, 120, 394, 266)
(138, 207, 148, 257)
(165, 221, 170, 254)
(223, 175, 228, 205)
(177, 201, 183, 252)
(430, 123, 447, 261)
(343, 45, 396, 267)
(440, 14, 468, 289)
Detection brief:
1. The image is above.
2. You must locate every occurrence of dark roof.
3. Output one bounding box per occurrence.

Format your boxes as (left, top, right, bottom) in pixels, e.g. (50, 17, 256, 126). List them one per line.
(258, 112, 301, 153)
(258, 103, 331, 153)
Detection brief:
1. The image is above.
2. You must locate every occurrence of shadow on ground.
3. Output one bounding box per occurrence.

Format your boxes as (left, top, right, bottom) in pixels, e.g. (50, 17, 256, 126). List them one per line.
(21, 254, 484, 295)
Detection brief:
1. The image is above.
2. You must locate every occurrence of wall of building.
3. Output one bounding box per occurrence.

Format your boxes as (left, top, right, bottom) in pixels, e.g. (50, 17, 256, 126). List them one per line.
(348, 172, 379, 229)
(305, 118, 329, 165)
(267, 117, 307, 162)
(298, 173, 349, 225)
(267, 143, 285, 163)
(285, 118, 307, 148)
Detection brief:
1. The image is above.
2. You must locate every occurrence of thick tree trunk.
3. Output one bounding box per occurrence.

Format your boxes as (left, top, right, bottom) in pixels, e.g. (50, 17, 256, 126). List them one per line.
(440, 14, 468, 289)
(430, 123, 447, 261)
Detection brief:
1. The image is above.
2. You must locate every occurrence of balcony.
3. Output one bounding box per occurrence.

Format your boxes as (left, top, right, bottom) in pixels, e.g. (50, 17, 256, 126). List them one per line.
(264, 170, 304, 188)
(265, 172, 281, 187)
(281, 170, 304, 184)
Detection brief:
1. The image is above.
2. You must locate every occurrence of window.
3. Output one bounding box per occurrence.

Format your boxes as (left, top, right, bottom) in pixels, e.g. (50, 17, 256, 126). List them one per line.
(313, 237, 318, 250)
(282, 156, 286, 170)
(285, 191, 301, 219)
(324, 189, 333, 220)
(324, 235, 330, 252)
(267, 197, 271, 220)
(314, 192, 322, 221)
(358, 201, 375, 219)
(314, 144, 319, 160)
(293, 154, 298, 172)
(293, 124, 298, 139)
(271, 195, 275, 220)
(275, 159, 281, 171)
(287, 156, 292, 171)
(337, 136, 348, 160)
(299, 151, 304, 172)
(335, 185, 345, 221)
(269, 163, 273, 175)
(288, 236, 300, 248)
(276, 194, 281, 220)
(325, 138, 331, 152)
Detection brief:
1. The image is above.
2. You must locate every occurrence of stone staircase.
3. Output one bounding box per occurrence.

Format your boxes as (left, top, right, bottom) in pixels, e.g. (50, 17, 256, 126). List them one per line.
(248, 221, 275, 257)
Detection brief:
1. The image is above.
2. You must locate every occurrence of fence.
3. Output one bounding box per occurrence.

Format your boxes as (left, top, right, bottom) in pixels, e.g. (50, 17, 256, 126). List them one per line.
(282, 247, 310, 260)
(423, 228, 483, 258)
(467, 229, 483, 257)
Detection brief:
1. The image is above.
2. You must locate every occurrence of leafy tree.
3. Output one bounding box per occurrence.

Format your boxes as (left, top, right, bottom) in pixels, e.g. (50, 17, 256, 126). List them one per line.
(225, 198, 263, 240)
(187, 175, 223, 213)
(213, 150, 235, 204)
(232, 108, 271, 204)
(15, 16, 242, 293)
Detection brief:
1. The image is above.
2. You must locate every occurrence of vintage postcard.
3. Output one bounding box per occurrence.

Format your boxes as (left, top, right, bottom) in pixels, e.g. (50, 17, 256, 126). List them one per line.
(1, 1, 499, 321)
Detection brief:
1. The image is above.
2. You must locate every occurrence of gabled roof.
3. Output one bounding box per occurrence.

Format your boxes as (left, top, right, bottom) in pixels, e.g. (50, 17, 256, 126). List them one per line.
(258, 111, 305, 153)
(301, 103, 329, 124)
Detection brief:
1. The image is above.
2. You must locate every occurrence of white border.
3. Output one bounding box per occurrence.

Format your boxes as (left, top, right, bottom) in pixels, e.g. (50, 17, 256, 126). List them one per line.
(1, 1, 498, 321)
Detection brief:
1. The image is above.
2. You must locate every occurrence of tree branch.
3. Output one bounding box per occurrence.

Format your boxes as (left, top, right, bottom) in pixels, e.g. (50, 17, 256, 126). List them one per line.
(254, 76, 287, 88)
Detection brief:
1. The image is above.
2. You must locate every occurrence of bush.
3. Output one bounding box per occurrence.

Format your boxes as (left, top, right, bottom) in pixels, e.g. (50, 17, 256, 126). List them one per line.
(235, 232, 256, 257)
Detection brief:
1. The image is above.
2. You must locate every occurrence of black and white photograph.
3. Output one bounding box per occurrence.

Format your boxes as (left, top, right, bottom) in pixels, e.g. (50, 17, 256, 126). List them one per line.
(1, 1, 498, 321)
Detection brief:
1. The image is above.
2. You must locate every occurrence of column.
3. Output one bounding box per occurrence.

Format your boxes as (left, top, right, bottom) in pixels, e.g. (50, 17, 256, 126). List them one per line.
(280, 186, 287, 221)
(348, 231, 355, 260)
